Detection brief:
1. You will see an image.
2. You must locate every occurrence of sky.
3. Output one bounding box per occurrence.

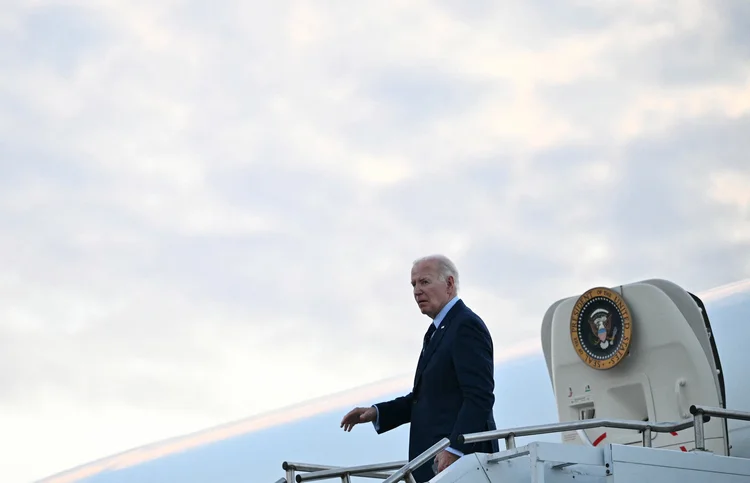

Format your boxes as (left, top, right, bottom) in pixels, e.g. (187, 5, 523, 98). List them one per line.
(1, 0, 749, 482)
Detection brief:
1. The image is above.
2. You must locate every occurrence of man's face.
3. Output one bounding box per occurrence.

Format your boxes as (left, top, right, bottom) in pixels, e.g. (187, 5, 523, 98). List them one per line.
(411, 260, 454, 319)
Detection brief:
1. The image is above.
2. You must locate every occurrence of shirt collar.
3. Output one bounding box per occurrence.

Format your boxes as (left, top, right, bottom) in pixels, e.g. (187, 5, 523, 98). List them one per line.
(433, 295, 460, 328)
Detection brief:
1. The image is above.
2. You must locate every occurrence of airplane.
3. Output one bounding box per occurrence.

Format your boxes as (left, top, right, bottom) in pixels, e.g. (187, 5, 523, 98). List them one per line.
(37, 277, 750, 482)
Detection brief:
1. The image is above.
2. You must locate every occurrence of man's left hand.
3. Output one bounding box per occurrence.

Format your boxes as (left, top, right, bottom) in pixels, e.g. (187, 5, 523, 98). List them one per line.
(434, 450, 459, 473)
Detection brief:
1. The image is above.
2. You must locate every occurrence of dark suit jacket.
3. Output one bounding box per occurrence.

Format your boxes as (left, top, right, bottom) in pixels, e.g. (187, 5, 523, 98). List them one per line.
(374, 300, 498, 482)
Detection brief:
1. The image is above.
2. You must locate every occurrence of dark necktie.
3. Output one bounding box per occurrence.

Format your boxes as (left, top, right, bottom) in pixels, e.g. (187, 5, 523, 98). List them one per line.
(422, 323, 437, 354)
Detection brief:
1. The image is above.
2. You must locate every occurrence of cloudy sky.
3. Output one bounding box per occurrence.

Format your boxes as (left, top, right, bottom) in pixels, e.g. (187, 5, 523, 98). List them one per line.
(1, 0, 749, 481)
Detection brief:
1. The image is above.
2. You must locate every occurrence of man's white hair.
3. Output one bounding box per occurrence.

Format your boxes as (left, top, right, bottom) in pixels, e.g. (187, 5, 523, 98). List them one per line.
(413, 254, 460, 292)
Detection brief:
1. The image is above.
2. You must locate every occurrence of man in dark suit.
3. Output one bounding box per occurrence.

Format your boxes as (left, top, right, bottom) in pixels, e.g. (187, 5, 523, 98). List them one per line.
(340, 254, 498, 482)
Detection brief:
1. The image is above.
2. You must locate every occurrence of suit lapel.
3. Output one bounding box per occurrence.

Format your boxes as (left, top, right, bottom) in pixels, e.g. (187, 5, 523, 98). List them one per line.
(413, 300, 464, 387)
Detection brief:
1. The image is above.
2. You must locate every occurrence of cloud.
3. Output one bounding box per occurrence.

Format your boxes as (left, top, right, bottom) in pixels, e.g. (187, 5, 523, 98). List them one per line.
(1, 0, 749, 482)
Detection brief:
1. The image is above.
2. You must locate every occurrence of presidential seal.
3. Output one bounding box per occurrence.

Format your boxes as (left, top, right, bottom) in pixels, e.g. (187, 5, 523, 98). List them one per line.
(569, 287, 632, 370)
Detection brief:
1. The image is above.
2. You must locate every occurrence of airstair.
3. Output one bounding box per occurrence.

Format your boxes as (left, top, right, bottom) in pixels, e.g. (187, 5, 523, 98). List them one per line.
(275, 279, 750, 482)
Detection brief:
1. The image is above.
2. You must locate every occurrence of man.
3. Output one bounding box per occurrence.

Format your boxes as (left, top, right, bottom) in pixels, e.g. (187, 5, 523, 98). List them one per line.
(340, 254, 498, 482)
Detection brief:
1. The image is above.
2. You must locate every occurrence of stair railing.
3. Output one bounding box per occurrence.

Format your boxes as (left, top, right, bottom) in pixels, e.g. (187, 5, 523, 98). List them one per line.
(279, 405, 750, 482)
(281, 460, 405, 483)
(279, 438, 449, 483)
(458, 417, 699, 450)
(690, 404, 750, 451)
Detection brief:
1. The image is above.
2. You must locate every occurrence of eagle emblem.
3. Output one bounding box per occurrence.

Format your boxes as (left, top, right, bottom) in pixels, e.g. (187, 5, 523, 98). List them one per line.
(587, 308, 618, 350)
(569, 287, 633, 370)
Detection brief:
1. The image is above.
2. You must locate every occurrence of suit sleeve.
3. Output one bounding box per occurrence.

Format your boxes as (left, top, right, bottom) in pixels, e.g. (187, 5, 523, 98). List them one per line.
(372, 392, 413, 434)
(449, 319, 495, 453)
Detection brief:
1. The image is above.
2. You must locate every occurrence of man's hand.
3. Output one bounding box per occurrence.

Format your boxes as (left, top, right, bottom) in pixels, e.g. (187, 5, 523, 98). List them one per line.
(434, 450, 459, 473)
(340, 406, 376, 431)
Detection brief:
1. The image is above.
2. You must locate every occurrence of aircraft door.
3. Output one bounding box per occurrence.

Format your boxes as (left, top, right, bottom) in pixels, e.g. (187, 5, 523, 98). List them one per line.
(540, 279, 729, 455)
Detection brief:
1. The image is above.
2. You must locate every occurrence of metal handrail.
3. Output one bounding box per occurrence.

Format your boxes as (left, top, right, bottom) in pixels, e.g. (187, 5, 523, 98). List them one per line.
(279, 406, 750, 482)
(294, 461, 405, 482)
(282, 460, 405, 482)
(689, 404, 750, 421)
(383, 437, 451, 483)
(457, 417, 701, 450)
(690, 404, 750, 451)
